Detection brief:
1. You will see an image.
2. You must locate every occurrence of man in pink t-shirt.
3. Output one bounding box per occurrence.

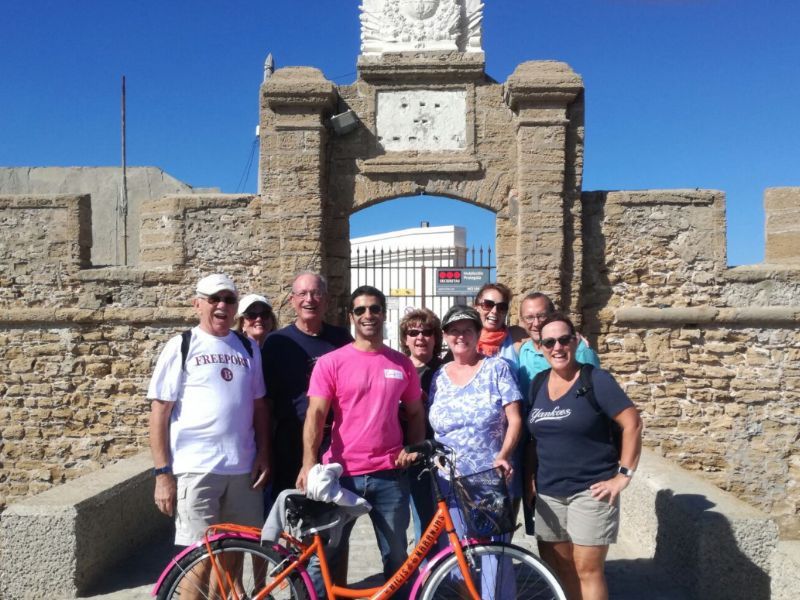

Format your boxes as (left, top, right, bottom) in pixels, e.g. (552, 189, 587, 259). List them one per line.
(298, 285, 425, 592)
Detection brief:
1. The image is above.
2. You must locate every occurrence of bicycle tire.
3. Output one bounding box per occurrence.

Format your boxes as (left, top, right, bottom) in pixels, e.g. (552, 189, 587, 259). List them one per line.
(418, 542, 566, 600)
(156, 537, 311, 600)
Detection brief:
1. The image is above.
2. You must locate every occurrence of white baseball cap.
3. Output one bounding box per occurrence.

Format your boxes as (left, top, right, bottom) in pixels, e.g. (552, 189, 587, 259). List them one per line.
(237, 294, 272, 317)
(196, 273, 237, 297)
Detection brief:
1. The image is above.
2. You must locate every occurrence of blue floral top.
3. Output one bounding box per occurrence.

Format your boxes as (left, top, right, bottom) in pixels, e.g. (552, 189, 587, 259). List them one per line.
(429, 356, 523, 496)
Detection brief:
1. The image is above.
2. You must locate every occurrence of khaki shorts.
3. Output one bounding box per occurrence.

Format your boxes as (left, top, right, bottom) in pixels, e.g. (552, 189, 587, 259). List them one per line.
(534, 489, 619, 546)
(175, 472, 263, 546)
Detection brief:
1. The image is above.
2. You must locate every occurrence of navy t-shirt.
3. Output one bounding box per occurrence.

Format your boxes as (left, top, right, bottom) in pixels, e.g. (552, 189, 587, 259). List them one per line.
(526, 368, 633, 496)
(262, 322, 352, 422)
(261, 322, 352, 496)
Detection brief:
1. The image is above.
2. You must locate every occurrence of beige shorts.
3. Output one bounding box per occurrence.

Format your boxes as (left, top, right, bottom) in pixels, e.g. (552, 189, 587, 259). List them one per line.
(174, 472, 263, 546)
(534, 489, 619, 546)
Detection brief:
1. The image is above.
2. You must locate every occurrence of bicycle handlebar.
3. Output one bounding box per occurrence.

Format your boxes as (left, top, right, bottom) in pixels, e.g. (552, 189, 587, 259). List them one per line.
(404, 439, 447, 458)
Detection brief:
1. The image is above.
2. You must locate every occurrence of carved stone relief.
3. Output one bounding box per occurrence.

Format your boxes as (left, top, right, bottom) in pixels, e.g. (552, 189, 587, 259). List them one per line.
(375, 89, 467, 151)
(360, 0, 483, 55)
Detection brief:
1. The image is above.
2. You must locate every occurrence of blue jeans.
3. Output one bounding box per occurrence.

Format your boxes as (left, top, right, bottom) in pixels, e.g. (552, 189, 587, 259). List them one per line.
(308, 469, 410, 599)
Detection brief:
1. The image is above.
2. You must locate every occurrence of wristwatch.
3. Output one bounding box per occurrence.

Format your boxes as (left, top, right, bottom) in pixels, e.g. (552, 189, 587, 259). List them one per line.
(618, 465, 635, 478)
(153, 465, 173, 476)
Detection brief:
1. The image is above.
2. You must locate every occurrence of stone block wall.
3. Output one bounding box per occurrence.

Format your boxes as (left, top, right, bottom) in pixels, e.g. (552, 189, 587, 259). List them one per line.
(582, 189, 800, 537)
(0, 192, 284, 509)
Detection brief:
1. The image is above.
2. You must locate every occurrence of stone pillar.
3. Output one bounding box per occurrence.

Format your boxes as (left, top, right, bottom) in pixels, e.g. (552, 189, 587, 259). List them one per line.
(764, 187, 800, 264)
(504, 61, 583, 314)
(259, 68, 336, 323)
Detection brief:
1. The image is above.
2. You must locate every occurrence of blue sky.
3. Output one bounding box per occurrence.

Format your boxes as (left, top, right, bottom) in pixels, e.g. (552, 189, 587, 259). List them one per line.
(2, 1, 798, 266)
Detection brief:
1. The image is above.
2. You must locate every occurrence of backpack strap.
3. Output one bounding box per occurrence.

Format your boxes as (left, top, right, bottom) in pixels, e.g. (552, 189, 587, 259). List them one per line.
(576, 363, 598, 409)
(181, 329, 254, 372)
(528, 368, 551, 408)
(180, 329, 192, 371)
(232, 330, 254, 358)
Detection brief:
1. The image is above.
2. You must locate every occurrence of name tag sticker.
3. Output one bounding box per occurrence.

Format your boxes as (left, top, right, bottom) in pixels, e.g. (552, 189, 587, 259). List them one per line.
(384, 369, 404, 380)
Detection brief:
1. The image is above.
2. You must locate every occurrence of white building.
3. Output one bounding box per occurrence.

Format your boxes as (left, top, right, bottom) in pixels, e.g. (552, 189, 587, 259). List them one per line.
(351, 223, 492, 349)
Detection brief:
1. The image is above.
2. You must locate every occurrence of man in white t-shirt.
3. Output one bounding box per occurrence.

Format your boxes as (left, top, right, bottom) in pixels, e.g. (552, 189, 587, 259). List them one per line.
(148, 273, 270, 547)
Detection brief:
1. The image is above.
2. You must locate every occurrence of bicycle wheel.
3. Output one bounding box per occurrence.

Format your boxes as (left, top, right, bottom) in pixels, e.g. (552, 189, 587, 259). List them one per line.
(419, 542, 566, 600)
(157, 537, 311, 600)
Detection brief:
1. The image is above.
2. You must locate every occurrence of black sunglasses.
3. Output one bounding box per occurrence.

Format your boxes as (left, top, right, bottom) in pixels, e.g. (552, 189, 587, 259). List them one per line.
(205, 294, 237, 305)
(352, 304, 383, 316)
(244, 310, 271, 320)
(540, 334, 575, 349)
(407, 328, 434, 337)
(477, 299, 509, 312)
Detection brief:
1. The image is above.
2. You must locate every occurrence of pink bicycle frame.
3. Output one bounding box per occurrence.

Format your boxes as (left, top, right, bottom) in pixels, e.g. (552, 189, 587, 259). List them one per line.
(150, 531, 318, 599)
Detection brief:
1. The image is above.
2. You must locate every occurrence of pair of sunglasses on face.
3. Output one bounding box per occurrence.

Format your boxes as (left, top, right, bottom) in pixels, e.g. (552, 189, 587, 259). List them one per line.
(477, 299, 509, 312)
(540, 334, 576, 349)
(406, 328, 434, 338)
(244, 310, 271, 320)
(352, 304, 383, 317)
(204, 295, 237, 305)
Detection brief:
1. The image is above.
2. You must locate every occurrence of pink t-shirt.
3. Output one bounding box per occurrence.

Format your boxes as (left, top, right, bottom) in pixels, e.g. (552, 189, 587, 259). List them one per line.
(308, 343, 422, 476)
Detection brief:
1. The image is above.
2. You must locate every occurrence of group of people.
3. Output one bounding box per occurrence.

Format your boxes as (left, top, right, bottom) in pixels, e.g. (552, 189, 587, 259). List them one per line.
(148, 271, 642, 600)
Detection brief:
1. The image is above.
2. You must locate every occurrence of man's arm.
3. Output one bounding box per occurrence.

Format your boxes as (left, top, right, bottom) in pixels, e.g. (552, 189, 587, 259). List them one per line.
(295, 395, 329, 491)
(251, 396, 271, 489)
(396, 397, 425, 468)
(149, 399, 176, 516)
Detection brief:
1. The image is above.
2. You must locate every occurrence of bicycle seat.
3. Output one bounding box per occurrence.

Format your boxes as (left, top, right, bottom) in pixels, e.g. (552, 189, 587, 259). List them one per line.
(285, 494, 340, 529)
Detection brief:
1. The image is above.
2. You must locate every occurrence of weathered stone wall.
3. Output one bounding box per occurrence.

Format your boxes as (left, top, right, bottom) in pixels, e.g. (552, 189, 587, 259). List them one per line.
(0, 193, 279, 508)
(0, 167, 206, 267)
(582, 189, 800, 536)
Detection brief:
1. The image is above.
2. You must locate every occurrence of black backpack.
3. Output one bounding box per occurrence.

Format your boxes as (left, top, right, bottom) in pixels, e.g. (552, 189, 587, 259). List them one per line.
(179, 329, 253, 371)
(528, 363, 622, 457)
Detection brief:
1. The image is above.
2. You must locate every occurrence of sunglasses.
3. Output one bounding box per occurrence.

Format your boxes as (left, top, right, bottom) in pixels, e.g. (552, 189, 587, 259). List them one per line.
(244, 310, 271, 320)
(205, 294, 237, 305)
(478, 299, 509, 312)
(407, 328, 434, 338)
(540, 334, 575, 350)
(352, 304, 383, 316)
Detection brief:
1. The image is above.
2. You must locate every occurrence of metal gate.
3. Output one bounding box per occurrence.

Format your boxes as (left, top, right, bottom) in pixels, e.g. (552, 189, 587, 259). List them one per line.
(350, 245, 495, 349)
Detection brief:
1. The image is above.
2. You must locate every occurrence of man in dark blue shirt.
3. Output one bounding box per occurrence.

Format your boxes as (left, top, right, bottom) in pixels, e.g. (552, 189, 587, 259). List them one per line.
(261, 272, 352, 501)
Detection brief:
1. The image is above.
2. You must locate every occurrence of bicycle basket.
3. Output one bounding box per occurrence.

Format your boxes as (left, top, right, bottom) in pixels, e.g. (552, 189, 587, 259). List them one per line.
(453, 466, 516, 537)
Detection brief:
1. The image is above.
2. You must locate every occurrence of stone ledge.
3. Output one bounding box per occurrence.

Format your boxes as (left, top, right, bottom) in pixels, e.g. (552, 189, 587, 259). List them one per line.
(358, 51, 485, 83)
(358, 153, 482, 175)
(74, 266, 184, 283)
(0, 307, 194, 326)
(615, 306, 800, 326)
(0, 452, 171, 599)
(605, 189, 722, 206)
(620, 450, 778, 599)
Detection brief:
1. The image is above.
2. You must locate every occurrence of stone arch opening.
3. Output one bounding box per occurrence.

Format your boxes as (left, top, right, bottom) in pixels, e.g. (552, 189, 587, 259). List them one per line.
(349, 193, 496, 346)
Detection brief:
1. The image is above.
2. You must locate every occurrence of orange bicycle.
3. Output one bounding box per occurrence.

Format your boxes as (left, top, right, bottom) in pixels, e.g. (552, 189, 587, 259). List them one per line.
(152, 440, 566, 599)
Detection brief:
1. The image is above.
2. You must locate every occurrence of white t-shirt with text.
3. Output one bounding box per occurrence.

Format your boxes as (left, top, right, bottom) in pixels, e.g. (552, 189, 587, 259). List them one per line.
(147, 327, 266, 475)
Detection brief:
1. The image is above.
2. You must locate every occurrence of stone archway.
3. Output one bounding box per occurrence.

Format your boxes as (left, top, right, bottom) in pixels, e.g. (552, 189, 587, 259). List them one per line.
(258, 2, 585, 325)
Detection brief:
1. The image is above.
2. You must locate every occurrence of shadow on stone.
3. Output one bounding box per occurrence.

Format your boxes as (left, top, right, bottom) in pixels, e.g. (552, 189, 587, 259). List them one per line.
(653, 491, 771, 600)
(82, 535, 175, 597)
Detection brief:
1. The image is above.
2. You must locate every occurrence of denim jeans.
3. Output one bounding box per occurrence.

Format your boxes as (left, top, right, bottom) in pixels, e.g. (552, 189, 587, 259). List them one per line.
(307, 468, 410, 599)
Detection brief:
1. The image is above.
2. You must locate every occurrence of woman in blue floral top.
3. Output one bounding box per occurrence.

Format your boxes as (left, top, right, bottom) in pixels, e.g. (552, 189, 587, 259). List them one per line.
(429, 305, 523, 530)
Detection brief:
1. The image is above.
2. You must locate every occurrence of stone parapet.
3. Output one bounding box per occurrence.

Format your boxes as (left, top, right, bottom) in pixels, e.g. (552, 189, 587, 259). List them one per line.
(0, 452, 170, 598)
(620, 450, 779, 599)
(765, 187, 800, 264)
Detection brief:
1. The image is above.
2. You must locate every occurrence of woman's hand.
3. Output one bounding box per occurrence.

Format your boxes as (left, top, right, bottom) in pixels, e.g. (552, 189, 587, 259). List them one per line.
(493, 456, 513, 482)
(589, 473, 630, 503)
